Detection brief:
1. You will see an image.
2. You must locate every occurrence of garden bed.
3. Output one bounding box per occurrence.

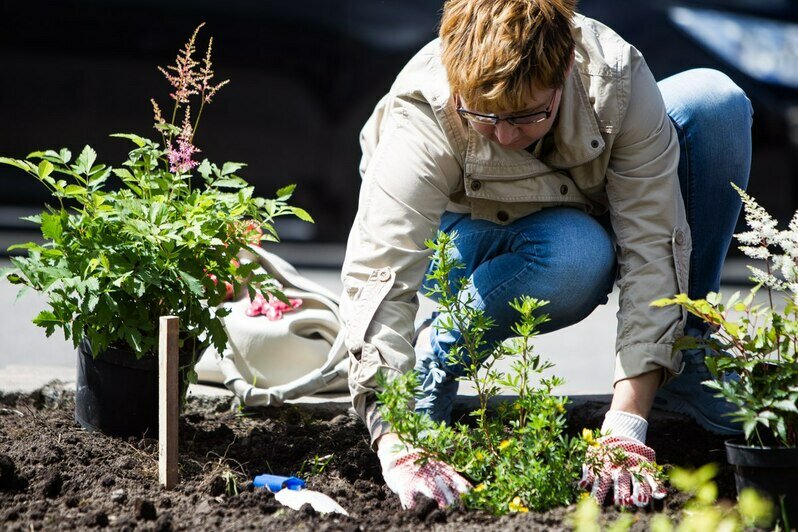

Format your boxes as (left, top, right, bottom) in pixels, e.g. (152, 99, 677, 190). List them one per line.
(0, 383, 734, 531)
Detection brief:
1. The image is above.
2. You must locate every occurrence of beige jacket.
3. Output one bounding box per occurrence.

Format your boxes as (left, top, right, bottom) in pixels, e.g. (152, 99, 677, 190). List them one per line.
(341, 14, 691, 445)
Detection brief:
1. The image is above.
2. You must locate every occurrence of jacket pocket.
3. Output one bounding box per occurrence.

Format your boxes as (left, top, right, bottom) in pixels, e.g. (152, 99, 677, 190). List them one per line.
(463, 171, 579, 202)
(348, 343, 400, 398)
(463, 172, 593, 224)
(344, 267, 395, 358)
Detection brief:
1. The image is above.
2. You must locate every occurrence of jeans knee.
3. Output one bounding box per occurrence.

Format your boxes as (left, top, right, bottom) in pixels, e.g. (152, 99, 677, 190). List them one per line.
(700, 69, 752, 136)
(666, 69, 753, 138)
(543, 214, 615, 282)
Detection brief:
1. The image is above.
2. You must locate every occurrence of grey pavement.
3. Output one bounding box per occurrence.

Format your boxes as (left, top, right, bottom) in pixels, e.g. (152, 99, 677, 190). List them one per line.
(0, 246, 762, 402)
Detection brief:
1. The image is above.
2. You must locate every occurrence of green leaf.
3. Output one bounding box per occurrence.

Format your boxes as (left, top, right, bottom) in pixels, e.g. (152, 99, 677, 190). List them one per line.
(32, 310, 60, 336)
(275, 184, 296, 199)
(112, 167, 134, 180)
(178, 271, 204, 297)
(291, 207, 314, 223)
(221, 162, 246, 176)
(772, 399, 798, 413)
(73, 145, 97, 175)
(109, 133, 147, 148)
(0, 157, 35, 173)
(40, 212, 63, 241)
(212, 178, 246, 189)
(196, 159, 212, 180)
(154, 123, 180, 136)
(651, 297, 677, 308)
(123, 326, 144, 354)
(59, 148, 72, 164)
(63, 184, 87, 197)
(5, 272, 27, 285)
(37, 160, 54, 180)
(7, 242, 44, 253)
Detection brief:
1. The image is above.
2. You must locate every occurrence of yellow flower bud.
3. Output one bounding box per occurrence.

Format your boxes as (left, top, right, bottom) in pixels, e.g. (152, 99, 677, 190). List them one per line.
(498, 440, 511, 451)
(508, 496, 529, 513)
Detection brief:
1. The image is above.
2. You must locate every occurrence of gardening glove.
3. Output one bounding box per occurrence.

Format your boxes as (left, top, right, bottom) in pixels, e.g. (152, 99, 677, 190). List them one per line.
(578, 410, 667, 508)
(377, 435, 471, 509)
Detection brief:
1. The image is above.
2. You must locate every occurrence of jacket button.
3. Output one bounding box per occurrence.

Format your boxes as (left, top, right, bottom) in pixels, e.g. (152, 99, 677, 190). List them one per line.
(590, 139, 600, 149)
(497, 210, 509, 222)
(470, 180, 482, 191)
(674, 230, 685, 246)
(378, 269, 391, 282)
(560, 184, 568, 195)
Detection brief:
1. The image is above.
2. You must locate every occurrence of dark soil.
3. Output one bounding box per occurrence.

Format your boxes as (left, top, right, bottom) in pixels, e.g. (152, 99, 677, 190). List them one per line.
(0, 383, 734, 531)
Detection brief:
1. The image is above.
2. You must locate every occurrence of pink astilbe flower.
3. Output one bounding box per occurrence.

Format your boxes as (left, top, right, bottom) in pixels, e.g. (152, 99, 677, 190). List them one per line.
(167, 107, 200, 173)
(199, 36, 230, 104)
(158, 23, 203, 103)
(150, 98, 165, 125)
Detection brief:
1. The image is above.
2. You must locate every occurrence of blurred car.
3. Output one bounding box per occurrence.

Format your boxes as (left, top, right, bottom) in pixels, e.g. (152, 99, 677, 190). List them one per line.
(0, 0, 796, 247)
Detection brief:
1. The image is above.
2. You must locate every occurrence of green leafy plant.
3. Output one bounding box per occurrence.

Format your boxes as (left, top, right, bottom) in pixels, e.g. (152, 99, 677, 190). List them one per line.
(653, 184, 798, 447)
(570, 464, 774, 531)
(298, 453, 335, 478)
(377, 231, 587, 514)
(0, 24, 311, 376)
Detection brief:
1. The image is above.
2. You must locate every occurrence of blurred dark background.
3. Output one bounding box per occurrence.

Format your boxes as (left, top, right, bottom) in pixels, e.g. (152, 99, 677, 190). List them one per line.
(1, 0, 797, 247)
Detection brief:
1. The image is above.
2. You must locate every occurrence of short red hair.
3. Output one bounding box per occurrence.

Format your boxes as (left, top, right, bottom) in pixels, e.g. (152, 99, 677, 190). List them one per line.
(440, 0, 576, 113)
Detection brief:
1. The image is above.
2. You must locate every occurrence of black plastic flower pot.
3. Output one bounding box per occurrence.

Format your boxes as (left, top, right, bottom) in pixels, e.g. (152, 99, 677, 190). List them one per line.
(725, 440, 798, 527)
(75, 338, 190, 438)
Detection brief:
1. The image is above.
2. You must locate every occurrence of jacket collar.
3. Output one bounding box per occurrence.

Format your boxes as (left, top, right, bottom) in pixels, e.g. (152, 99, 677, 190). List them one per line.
(460, 68, 605, 178)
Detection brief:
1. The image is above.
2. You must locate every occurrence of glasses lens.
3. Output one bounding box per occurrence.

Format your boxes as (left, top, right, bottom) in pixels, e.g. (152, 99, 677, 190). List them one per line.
(509, 112, 547, 125)
(461, 112, 496, 125)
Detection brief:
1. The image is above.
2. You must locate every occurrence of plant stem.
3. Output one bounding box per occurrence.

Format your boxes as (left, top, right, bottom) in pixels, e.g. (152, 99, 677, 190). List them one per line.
(192, 100, 206, 143)
(437, 243, 496, 456)
(766, 259, 782, 362)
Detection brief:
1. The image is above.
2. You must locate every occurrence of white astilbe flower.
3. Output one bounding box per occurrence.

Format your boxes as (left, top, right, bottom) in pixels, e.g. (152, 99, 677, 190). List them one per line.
(789, 207, 798, 235)
(772, 254, 797, 284)
(748, 265, 787, 291)
(777, 227, 798, 276)
(735, 230, 763, 246)
(733, 183, 780, 248)
(739, 246, 771, 261)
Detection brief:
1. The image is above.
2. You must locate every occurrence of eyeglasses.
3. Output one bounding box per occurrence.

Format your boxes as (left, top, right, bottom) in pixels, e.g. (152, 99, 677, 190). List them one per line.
(456, 89, 559, 126)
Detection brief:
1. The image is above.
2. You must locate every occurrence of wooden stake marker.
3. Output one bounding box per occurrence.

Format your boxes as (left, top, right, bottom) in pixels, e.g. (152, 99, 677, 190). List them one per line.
(159, 316, 179, 489)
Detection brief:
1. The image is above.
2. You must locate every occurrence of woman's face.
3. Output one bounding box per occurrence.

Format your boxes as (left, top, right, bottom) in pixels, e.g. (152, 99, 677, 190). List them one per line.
(458, 85, 562, 151)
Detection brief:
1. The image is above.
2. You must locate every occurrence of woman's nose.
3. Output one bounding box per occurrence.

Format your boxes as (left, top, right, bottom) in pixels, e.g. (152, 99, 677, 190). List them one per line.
(494, 120, 519, 145)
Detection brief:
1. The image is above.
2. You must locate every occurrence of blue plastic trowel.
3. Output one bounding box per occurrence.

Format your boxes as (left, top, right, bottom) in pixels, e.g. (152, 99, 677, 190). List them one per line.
(254, 474, 348, 515)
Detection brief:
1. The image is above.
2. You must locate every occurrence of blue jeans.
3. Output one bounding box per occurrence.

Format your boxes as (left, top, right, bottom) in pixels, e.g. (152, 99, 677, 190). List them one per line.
(415, 69, 753, 422)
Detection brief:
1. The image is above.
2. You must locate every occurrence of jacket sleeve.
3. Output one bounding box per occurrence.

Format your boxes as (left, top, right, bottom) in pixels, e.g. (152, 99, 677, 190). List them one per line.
(605, 48, 691, 385)
(341, 95, 461, 447)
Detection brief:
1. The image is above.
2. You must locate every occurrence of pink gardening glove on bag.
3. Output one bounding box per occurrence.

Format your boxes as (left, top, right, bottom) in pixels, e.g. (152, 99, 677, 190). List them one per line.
(578, 411, 667, 508)
(378, 436, 471, 509)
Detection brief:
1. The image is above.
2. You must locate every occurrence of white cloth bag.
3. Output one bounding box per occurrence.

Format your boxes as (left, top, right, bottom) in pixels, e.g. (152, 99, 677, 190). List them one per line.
(194, 245, 348, 406)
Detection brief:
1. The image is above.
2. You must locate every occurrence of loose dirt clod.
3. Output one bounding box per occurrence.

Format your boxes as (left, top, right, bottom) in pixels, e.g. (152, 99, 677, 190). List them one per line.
(0, 389, 734, 530)
(135, 498, 158, 520)
(0, 454, 26, 492)
(412, 495, 440, 522)
(40, 471, 63, 498)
